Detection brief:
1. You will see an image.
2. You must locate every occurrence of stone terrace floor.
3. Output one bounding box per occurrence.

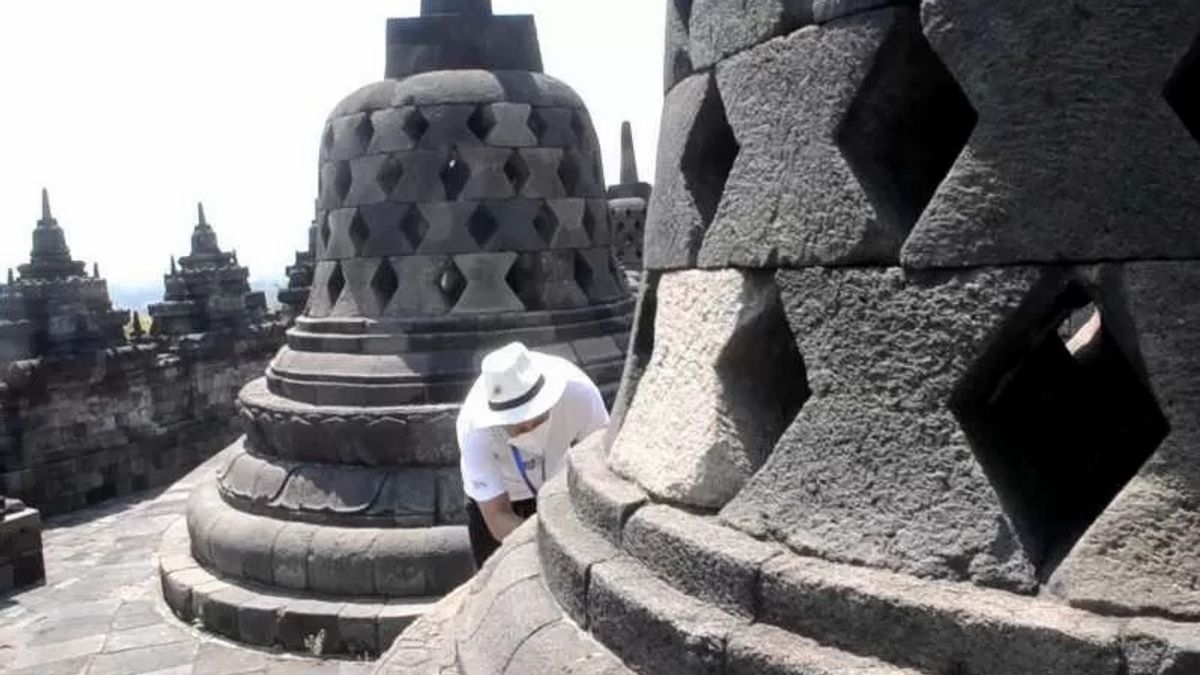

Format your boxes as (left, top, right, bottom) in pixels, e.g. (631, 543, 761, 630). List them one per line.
(0, 454, 373, 675)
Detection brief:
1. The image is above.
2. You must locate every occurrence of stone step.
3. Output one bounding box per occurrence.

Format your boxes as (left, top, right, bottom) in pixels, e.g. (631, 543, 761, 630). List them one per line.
(157, 520, 435, 658)
(555, 438, 1200, 675)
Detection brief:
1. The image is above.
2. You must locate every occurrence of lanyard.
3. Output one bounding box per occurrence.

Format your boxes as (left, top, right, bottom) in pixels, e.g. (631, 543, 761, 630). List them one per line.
(510, 446, 539, 498)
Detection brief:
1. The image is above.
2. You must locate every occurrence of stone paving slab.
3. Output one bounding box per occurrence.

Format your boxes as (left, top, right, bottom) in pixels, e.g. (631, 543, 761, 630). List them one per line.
(0, 451, 376, 674)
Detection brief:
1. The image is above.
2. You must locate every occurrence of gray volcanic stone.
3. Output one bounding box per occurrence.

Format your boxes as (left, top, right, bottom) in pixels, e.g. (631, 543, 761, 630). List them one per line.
(624, 505, 781, 618)
(588, 559, 747, 675)
(759, 555, 1124, 675)
(722, 266, 1041, 592)
(536, 476, 619, 627)
(644, 73, 716, 269)
(698, 7, 971, 269)
(567, 437, 647, 544)
(664, 0, 694, 93)
(903, 0, 1200, 267)
(726, 623, 925, 675)
(688, 0, 811, 69)
(610, 270, 806, 509)
(1050, 261, 1200, 619)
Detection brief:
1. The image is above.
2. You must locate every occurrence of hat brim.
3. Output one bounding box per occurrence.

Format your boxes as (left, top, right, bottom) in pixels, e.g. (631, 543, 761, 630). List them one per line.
(463, 352, 570, 428)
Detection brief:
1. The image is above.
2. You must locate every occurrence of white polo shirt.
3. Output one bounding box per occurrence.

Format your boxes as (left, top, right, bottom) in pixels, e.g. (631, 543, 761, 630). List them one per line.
(457, 360, 609, 503)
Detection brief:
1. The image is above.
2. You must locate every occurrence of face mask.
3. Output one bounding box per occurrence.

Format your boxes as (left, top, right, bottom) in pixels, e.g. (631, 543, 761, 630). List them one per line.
(509, 417, 552, 454)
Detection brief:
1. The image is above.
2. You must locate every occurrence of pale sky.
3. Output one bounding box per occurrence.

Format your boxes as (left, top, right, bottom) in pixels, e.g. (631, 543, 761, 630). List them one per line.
(0, 1, 665, 289)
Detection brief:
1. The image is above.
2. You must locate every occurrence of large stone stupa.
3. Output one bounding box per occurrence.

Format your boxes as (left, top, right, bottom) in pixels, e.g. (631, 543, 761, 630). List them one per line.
(377, 1, 1200, 673)
(159, 0, 634, 658)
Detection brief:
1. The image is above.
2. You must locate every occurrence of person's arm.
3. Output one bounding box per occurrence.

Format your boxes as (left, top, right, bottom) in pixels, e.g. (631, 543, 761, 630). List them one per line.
(575, 378, 610, 440)
(477, 492, 527, 542)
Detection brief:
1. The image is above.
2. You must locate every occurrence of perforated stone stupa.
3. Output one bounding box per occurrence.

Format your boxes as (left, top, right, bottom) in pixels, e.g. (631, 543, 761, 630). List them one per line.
(160, 0, 633, 658)
(378, 2, 1200, 673)
(607, 122, 651, 279)
(0, 190, 127, 357)
(148, 203, 268, 337)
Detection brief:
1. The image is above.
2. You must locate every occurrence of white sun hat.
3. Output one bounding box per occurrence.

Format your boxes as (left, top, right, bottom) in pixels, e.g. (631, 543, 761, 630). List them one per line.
(463, 342, 570, 428)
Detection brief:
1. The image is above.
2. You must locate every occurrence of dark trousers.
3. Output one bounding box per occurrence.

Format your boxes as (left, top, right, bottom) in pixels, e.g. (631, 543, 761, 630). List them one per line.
(466, 497, 538, 569)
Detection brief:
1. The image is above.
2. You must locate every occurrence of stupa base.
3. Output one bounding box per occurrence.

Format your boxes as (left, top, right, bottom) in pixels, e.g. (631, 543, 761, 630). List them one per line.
(380, 436, 1200, 675)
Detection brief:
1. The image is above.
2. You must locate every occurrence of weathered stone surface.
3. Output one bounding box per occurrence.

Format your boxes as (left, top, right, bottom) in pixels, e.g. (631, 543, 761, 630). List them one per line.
(1049, 261, 1200, 619)
(698, 8, 973, 269)
(589, 559, 746, 675)
(537, 475, 620, 627)
(903, 0, 1200, 267)
(610, 270, 807, 509)
(726, 623, 925, 675)
(688, 0, 811, 69)
(624, 505, 780, 618)
(0, 502, 44, 593)
(644, 73, 722, 269)
(722, 266, 1041, 591)
(759, 555, 1124, 675)
(664, 0, 694, 93)
(567, 437, 647, 544)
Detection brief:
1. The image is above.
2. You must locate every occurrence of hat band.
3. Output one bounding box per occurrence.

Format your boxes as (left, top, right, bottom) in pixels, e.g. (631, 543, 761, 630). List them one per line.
(488, 375, 546, 412)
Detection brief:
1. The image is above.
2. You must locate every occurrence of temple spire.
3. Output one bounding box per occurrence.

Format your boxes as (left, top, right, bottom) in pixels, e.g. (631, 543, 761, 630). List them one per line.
(41, 188, 53, 223)
(6, 268, 13, 284)
(170, 256, 178, 274)
(620, 121, 639, 185)
(421, 0, 491, 15)
(93, 262, 100, 279)
(197, 202, 208, 228)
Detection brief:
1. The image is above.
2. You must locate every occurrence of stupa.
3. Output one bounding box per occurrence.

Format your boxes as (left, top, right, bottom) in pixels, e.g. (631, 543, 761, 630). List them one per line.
(278, 207, 319, 319)
(0, 190, 127, 357)
(159, 0, 633, 657)
(148, 203, 268, 337)
(379, 1, 1200, 673)
(607, 122, 651, 279)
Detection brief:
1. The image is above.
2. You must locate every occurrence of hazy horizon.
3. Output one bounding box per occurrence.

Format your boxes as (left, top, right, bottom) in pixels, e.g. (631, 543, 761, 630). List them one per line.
(0, 1, 666, 292)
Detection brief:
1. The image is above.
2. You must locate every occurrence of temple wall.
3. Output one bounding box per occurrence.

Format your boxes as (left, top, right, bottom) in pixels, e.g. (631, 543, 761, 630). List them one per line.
(0, 335, 280, 515)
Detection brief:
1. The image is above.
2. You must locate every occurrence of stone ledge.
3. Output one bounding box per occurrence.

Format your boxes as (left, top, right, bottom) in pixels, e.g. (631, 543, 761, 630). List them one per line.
(565, 433, 646, 545)
(159, 519, 433, 658)
(552, 437, 1200, 675)
(187, 476, 473, 599)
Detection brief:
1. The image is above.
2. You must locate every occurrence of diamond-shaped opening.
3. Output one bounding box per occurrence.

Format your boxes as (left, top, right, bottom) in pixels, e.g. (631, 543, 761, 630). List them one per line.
(1164, 33, 1200, 146)
(319, 214, 332, 251)
(370, 258, 399, 310)
(377, 155, 405, 196)
(504, 150, 531, 194)
(326, 262, 346, 306)
(581, 205, 598, 243)
(441, 150, 472, 201)
(674, 0, 693, 30)
(835, 13, 977, 240)
(950, 278, 1169, 581)
(532, 202, 560, 245)
(438, 259, 465, 306)
(404, 108, 430, 145)
(573, 250, 594, 297)
(334, 161, 353, 203)
(467, 204, 499, 248)
(355, 114, 375, 152)
(715, 275, 810, 473)
(467, 105, 496, 143)
(400, 206, 429, 250)
(321, 124, 335, 156)
(559, 153, 588, 196)
(526, 107, 548, 142)
(348, 212, 370, 256)
(504, 253, 541, 310)
(681, 76, 740, 231)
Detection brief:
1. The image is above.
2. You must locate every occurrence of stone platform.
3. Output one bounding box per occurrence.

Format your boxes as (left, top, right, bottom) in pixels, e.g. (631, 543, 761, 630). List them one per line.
(382, 436, 1200, 675)
(0, 452, 377, 674)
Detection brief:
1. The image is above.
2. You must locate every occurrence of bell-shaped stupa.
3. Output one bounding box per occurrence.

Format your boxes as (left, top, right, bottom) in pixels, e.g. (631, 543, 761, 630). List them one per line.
(160, 0, 633, 658)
